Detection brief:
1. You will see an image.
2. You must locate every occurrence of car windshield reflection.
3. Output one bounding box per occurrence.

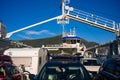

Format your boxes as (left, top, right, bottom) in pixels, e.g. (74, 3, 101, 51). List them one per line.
(45, 66, 84, 80)
(38, 62, 92, 80)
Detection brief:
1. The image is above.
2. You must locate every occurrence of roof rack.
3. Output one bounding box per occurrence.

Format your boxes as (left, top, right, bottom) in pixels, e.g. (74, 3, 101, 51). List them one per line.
(48, 53, 83, 62)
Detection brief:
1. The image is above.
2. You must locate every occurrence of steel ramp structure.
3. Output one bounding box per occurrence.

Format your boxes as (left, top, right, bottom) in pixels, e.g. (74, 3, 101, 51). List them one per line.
(64, 6, 119, 34)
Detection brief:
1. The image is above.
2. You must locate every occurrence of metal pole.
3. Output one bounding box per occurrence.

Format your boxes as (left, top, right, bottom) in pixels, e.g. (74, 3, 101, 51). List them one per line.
(62, 24, 65, 37)
(62, 0, 65, 15)
(6, 15, 61, 38)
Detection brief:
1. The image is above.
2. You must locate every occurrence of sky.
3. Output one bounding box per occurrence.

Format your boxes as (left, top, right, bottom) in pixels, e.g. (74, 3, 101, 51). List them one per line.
(0, 0, 120, 44)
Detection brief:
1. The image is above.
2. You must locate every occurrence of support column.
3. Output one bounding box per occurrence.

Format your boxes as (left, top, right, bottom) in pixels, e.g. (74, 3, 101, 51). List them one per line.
(117, 37, 120, 55)
(116, 23, 120, 55)
(95, 48, 98, 55)
(62, 0, 65, 15)
(107, 42, 113, 58)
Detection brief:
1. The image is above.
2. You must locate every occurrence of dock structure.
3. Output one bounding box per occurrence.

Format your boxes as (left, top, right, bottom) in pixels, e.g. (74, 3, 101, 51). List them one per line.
(0, 22, 10, 54)
(85, 40, 120, 57)
(0, 22, 6, 39)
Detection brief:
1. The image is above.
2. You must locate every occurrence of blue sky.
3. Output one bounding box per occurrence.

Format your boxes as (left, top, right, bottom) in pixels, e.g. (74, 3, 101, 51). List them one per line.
(0, 0, 120, 44)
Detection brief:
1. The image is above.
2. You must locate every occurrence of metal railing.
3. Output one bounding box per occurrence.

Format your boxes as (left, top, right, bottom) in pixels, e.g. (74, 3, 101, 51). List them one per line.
(65, 6, 119, 33)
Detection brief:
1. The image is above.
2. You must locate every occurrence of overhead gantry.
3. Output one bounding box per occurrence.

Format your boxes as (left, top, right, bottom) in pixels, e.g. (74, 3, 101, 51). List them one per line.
(6, 0, 119, 39)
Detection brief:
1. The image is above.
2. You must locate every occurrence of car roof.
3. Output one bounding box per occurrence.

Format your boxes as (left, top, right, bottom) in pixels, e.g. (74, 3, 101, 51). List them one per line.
(45, 61, 83, 67)
(0, 55, 12, 62)
(0, 62, 15, 67)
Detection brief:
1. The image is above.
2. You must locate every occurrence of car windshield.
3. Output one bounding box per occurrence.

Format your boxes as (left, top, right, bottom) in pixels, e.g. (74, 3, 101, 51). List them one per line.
(38, 62, 91, 80)
(83, 59, 100, 66)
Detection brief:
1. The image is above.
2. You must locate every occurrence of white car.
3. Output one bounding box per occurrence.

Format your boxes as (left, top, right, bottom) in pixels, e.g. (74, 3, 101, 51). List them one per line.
(81, 58, 101, 75)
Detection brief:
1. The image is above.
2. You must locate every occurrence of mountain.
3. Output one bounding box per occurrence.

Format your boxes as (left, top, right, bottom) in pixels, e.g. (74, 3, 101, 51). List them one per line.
(18, 35, 99, 48)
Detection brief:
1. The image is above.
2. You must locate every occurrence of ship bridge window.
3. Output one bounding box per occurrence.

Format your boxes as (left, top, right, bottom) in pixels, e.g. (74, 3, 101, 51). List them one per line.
(62, 40, 66, 43)
(77, 40, 80, 43)
(62, 40, 70, 43)
(71, 40, 76, 44)
(63, 39, 81, 44)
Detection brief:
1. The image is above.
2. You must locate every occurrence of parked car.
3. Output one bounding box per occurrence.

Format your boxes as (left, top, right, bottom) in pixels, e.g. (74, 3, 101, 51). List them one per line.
(96, 55, 120, 80)
(0, 55, 12, 63)
(0, 62, 22, 80)
(81, 57, 101, 78)
(34, 54, 92, 80)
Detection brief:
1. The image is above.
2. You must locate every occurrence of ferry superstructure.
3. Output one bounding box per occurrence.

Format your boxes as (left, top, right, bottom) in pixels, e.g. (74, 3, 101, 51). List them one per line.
(43, 28, 86, 56)
(61, 28, 86, 55)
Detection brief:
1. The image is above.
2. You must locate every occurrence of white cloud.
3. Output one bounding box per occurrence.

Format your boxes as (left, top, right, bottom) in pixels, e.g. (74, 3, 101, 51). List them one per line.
(17, 30, 56, 39)
(17, 34, 33, 40)
(25, 30, 56, 35)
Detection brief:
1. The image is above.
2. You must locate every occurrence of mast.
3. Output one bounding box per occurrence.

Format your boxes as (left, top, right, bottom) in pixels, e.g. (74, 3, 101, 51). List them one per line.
(61, 0, 70, 37)
(62, 0, 65, 15)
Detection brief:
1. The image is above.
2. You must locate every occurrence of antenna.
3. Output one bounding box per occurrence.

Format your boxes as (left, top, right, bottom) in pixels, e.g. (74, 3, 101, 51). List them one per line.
(70, 28, 72, 35)
(62, 24, 65, 36)
(62, 0, 70, 15)
(62, 0, 65, 15)
(73, 27, 76, 36)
